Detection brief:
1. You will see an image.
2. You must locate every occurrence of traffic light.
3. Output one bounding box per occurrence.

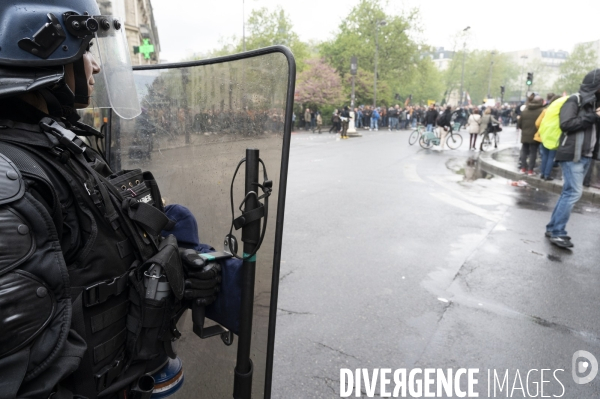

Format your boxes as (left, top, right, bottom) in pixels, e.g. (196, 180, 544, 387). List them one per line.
(500, 85, 505, 94)
(526, 72, 533, 86)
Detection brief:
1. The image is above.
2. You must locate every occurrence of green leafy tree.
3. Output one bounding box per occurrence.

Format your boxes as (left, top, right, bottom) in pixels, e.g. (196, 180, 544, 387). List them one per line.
(554, 43, 598, 94)
(344, 67, 390, 106)
(199, 6, 310, 71)
(319, 0, 424, 105)
(400, 57, 444, 105)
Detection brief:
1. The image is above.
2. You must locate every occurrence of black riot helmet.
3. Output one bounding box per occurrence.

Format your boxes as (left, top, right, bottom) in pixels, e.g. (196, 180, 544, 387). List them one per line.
(0, 0, 140, 119)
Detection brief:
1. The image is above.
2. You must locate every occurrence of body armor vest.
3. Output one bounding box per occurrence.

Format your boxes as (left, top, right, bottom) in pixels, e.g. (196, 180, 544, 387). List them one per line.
(0, 117, 185, 399)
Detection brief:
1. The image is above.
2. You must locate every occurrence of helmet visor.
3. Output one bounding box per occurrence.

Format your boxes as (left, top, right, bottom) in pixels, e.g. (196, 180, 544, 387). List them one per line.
(88, 16, 141, 119)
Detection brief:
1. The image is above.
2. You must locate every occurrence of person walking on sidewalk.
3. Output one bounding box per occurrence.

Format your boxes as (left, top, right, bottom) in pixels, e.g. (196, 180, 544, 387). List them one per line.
(517, 95, 544, 175)
(467, 108, 482, 150)
(546, 68, 600, 248)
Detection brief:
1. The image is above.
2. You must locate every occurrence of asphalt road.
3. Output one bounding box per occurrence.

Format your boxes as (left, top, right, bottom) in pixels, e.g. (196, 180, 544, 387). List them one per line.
(271, 126, 600, 398)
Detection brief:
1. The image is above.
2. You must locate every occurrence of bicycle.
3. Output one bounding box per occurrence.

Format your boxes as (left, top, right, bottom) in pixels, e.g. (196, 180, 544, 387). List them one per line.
(479, 129, 499, 152)
(419, 127, 440, 149)
(445, 123, 464, 150)
(409, 124, 425, 145)
(420, 126, 463, 150)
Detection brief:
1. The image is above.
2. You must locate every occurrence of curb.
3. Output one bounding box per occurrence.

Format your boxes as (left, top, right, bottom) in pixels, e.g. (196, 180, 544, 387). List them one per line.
(478, 146, 600, 206)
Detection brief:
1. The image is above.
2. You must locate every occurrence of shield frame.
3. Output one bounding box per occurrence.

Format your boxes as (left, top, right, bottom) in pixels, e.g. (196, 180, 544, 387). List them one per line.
(103, 45, 295, 398)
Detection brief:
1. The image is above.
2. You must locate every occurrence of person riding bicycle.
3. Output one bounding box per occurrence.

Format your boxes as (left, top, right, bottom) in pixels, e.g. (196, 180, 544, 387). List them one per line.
(437, 106, 453, 149)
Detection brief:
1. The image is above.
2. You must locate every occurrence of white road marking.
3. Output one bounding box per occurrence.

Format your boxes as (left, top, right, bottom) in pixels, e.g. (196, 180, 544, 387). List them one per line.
(429, 176, 499, 206)
(430, 192, 502, 223)
(403, 164, 425, 183)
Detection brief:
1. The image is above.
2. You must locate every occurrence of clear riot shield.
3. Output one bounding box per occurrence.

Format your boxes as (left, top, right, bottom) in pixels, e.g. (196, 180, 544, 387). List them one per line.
(105, 47, 295, 398)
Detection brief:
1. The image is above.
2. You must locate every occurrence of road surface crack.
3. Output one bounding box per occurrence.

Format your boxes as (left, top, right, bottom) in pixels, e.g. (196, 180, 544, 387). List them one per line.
(315, 342, 360, 360)
(279, 270, 294, 282)
(278, 308, 312, 316)
(311, 376, 338, 395)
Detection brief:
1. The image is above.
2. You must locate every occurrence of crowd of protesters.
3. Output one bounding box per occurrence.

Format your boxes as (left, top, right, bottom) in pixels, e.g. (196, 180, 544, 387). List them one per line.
(295, 102, 521, 137)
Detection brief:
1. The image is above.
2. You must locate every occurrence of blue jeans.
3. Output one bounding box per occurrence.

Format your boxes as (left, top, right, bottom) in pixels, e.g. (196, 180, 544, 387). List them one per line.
(389, 117, 398, 130)
(370, 118, 378, 130)
(546, 158, 592, 237)
(539, 145, 556, 178)
(412, 119, 417, 128)
(426, 124, 433, 132)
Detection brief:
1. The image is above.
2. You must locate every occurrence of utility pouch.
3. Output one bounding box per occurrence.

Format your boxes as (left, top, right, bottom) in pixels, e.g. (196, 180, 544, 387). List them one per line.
(126, 236, 184, 364)
(108, 170, 155, 207)
(108, 169, 166, 211)
(107, 170, 174, 240)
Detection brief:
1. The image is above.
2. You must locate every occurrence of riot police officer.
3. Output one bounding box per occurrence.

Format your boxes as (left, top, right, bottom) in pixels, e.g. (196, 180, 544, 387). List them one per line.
(0, 1, 220, 398)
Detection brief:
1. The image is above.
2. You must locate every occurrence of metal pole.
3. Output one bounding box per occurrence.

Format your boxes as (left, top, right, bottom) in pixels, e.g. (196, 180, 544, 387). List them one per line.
(234, 149, 260, 399)
(459, 42, 466, 106)
(458, 27, 469, 106)
(519, 56, 527, 103)
(351, 75, 356, 108)
(373, 26, 378, 108)
(487, 52, 495, 98)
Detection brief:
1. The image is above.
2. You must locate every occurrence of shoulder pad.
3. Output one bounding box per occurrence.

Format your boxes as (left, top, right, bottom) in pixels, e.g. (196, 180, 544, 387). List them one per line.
(0, 152, 25, 205)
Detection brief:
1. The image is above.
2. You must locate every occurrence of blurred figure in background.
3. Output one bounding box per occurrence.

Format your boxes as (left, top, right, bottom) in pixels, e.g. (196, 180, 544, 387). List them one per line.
(517, 95, 545, 175)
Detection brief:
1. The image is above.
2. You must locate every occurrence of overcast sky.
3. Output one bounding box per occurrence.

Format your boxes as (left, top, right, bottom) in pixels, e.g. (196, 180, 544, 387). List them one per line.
(151, 0, 600, 63)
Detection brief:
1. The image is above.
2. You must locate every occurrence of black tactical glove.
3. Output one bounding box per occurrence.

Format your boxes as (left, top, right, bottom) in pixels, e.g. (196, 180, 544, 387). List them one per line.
(179, 248, 222, 306)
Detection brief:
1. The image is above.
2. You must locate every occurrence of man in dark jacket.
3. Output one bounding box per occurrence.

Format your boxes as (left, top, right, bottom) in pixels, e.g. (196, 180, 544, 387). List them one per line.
(437, 106, 453, 149)
(425, 104, 439, 132)
(340, 106, 350, 139)
(517, 95, 544, 175)
(546, 69, 600, 248)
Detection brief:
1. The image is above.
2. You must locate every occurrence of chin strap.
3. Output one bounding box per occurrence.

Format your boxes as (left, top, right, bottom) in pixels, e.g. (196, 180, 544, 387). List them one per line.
(73, 57, 90, 105)
(38, 87, 80, 124)
(38, 88, 66, 117)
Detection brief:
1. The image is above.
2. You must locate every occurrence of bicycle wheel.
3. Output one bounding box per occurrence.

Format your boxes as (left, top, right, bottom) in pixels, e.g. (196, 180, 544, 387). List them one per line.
(446, 133, 463, 150)
(419, 135, 433, 149)
(409, 129, 420, 145)
(480, 134, 492, 152)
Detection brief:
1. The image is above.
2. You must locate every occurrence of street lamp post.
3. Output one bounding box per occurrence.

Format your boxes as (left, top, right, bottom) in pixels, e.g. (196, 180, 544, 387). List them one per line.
(487, 51, 496, 99)
(459, 26, 470, 107)
(348, 56, 360, 136)
(519, 55, 528, 102)
(373, 20, 386, 108)
(350, 56, 357, 108)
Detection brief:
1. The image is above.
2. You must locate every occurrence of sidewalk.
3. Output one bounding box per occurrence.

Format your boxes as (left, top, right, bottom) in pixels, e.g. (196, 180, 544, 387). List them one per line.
(479, 145, 600, 205)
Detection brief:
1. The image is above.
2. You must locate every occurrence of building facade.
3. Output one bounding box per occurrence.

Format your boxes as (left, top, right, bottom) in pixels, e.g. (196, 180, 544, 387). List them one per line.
(97, 0, 160, 65)
(503, 48, 568, 100)
(429, 47, 455, 71)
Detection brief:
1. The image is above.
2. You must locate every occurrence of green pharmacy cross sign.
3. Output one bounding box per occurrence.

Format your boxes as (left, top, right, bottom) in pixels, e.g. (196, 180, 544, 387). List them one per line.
(133, 38, 155, 60)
